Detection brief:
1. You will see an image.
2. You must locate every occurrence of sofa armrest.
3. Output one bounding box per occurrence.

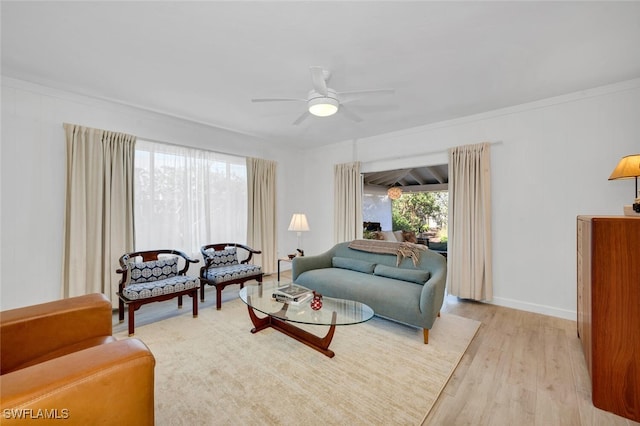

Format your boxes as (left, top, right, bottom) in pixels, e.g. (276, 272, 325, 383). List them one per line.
(0, 339, 155, 425)
(291, 252, 333, 281)
(419, 256, 447, 325)
(0, 294, 113, 375)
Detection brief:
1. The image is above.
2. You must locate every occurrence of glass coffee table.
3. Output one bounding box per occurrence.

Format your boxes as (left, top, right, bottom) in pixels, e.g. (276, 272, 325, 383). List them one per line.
(239, 282, 374, 358)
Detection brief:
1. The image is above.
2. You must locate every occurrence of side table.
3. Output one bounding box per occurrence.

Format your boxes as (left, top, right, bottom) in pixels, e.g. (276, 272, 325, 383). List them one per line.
(277, 257, 292, 282)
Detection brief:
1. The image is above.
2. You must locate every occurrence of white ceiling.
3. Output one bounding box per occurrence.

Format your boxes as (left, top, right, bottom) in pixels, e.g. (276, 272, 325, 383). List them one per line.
(2, 1, 640, 148)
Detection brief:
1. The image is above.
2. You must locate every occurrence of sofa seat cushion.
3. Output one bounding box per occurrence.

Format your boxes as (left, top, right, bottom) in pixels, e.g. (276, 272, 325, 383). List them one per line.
(295, 268, 424, 323)
(332, 256, 376, 274)
(373, 264, 430, 285)
(122, 275, 200, 300)
(204, 264, 262, 284)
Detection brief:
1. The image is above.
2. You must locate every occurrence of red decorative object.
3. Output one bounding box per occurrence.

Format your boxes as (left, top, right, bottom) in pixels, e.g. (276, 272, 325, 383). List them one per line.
(310, 291, 323, 310)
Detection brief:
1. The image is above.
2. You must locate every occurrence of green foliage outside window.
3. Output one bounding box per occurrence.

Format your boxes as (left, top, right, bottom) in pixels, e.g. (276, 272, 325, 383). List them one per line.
(391, 191, 448, 233)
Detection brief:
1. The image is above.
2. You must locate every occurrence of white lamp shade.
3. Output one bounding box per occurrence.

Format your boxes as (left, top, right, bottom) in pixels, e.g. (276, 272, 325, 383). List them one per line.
(288, 213, 310, 232)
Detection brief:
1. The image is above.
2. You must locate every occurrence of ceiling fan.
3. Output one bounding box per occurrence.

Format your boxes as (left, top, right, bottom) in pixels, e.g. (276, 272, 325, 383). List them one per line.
(251, 66, 394, 125)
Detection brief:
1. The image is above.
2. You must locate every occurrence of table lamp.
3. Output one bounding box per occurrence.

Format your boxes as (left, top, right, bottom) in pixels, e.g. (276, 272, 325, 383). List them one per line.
(288, 213, 310, 256)
(608, 154, 640, 216)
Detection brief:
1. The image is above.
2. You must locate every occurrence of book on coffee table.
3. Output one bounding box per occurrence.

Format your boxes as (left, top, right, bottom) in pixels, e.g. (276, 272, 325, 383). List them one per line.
(272, 284, 312, 302)
(273, 292, 313, 305)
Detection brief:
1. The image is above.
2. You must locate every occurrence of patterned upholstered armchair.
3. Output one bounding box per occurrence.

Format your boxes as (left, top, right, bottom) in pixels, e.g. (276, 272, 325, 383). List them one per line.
(117, 250, 200, 336)
(200, 243, 263, 310)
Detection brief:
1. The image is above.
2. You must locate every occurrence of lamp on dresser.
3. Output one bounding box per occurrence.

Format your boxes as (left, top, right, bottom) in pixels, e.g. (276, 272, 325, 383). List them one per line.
(608, 153, 640, 216)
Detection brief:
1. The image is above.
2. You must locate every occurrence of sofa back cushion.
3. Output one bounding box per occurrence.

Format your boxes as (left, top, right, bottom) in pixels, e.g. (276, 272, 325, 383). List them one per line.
(336, 240, 440, 269)
(373, 264, 430, 285)
(381, 231, 398, 241)
(332, 256, 376, 274)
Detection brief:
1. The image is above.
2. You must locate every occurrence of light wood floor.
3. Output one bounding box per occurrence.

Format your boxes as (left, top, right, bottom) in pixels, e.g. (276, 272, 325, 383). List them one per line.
(113, 272, 639, 426)
(425, 295, 639, 426)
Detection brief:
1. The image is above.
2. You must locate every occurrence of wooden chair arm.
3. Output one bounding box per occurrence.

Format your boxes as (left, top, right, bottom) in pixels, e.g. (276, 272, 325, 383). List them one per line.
(117, 249, 199, 278)
(234, 244, 261, 264)
(169, 250, 199, 275)
(200, 243, 262, 265)
(233, 244, 262, 255)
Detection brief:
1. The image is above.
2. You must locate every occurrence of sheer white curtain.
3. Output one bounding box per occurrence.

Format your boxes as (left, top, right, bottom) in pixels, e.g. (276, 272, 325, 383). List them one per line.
(334, 162, 363, 243)
(134, 141, 247, 257)
(247, 157, 277, 274)
(447, 142, 493, 301)
(62, 123, 135, 306)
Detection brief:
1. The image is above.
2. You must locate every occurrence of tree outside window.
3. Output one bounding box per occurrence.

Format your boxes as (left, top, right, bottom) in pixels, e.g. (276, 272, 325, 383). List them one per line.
(392, 191, 448, 241)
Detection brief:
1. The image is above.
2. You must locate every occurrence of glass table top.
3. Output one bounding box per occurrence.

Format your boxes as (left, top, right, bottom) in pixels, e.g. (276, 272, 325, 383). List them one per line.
(239, 282, 374, 327)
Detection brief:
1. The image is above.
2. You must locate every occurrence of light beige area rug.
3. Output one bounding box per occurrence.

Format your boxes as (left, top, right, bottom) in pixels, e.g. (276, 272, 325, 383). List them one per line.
(115, 298, 480, 425)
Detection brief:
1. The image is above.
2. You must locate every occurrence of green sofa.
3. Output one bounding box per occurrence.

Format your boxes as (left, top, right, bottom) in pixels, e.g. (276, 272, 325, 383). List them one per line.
(292, 241, 447, 344)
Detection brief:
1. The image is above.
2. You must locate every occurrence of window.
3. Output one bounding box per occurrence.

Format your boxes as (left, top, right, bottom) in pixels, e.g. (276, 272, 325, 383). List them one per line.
(134, 140, 247, 256)
(363, 190, 393, 230)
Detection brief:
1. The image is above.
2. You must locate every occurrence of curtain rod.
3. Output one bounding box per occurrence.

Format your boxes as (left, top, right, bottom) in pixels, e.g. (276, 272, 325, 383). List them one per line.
(62, 123, 239, 159)
(361, 141, 503, 164)
(136, 135, 245, 159)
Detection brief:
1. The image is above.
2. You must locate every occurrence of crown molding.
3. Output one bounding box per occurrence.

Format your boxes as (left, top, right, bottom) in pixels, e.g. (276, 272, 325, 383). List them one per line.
(360, 77, 640, 143)
(1, 75, 267, 142)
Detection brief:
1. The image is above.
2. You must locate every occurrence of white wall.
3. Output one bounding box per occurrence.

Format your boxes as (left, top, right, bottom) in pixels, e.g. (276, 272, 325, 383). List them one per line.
(3, 77, 639, 317)
(0, 77, 297, 310)
(297, 79, 640, 320)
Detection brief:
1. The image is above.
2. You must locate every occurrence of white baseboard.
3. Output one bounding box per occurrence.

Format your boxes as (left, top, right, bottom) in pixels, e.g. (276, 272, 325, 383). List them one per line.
(488, 296, 576, 321)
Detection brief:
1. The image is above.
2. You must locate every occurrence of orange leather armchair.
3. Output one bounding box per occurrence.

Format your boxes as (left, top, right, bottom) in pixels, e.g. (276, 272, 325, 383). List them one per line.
(0, 293, 155, 425)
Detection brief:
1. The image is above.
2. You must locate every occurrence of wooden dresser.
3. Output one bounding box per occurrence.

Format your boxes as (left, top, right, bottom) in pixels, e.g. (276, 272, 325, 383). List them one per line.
(577, 215, 640, 422)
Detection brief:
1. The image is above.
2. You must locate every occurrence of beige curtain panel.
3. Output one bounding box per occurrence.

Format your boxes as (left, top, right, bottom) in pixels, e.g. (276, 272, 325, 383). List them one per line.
(333, 161, 363, 244)
(447, 142, 493, 301)
(246, 157, 277, 274)
(62, 123, 136, 307)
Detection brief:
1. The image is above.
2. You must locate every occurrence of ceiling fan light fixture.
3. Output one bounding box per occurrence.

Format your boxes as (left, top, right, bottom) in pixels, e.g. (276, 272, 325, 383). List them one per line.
(252, 68, 394, 124)
(308, 97, 339, 117)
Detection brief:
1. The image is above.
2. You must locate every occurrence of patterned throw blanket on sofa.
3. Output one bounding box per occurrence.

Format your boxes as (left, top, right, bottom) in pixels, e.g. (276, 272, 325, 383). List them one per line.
(348, 240, 427, 266)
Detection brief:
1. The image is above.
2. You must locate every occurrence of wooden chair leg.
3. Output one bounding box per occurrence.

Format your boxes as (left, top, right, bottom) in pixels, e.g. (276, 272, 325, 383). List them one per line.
(216, 286, 222, 310)
(192, 291, 198, 318)
(128, 303, 136, 337)
(118, 298, 125, 323)
(423, 328, 429, 344)
(177, 295, 183, 309)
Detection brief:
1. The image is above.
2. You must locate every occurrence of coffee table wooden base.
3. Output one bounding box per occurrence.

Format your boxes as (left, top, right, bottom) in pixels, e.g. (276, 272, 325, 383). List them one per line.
(246, 305, 338, 358)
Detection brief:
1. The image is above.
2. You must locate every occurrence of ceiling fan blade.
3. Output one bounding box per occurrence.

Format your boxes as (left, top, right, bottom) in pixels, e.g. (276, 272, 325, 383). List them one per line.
(338, 88, 395, 103)
(251, 98, 306, 103)
(292, 110, 310, 125)
(309, 66, 328, 96)
(340, 105, 363, 123)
